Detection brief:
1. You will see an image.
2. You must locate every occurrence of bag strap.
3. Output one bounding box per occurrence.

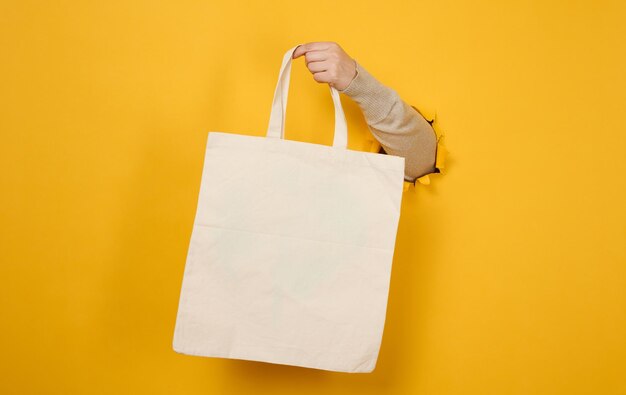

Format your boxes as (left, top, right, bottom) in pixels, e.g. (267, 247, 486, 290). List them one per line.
(266, 44, 349, 149)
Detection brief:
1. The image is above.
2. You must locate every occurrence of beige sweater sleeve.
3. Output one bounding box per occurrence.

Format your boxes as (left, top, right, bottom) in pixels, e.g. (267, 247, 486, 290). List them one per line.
(337, 60, 437, 182)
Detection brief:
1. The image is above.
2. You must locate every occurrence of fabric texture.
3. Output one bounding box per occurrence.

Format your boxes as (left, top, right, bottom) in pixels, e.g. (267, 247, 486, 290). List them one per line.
(337, 59, 443, 183)
(173, 44, 405, 373)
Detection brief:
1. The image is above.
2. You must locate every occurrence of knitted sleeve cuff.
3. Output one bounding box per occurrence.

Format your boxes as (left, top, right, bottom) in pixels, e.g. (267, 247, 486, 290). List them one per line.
(336, 60, 399, 125)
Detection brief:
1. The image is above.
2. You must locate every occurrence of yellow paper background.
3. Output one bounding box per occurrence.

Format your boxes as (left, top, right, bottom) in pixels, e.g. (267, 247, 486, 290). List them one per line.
(1, 1, 625, 394)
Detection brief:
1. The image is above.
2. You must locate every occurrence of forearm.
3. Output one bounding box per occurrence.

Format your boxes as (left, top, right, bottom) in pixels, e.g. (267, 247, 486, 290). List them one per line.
(337, 60, 437, 182)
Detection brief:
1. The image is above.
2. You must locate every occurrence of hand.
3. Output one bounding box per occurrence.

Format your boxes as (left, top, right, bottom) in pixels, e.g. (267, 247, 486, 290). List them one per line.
(292, 41, 357, 91)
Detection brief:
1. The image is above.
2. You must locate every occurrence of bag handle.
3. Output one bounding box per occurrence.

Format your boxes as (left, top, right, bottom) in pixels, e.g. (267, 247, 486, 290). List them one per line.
(266, 44, 349, 149)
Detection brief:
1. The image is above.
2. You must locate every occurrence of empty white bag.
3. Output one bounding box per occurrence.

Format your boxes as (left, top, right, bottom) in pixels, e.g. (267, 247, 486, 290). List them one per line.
(173, 44, 405, 373)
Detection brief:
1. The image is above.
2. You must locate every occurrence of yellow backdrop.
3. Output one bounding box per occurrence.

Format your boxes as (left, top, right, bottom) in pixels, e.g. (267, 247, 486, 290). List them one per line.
(1, 1, 625, 394)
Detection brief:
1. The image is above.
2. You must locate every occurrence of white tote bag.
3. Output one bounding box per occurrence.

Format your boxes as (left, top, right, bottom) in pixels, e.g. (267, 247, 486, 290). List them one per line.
(173, 44, 405, 373)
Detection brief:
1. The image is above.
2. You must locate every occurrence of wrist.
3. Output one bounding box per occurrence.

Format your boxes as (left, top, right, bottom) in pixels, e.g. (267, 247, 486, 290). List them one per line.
(337, 60, 398, 124)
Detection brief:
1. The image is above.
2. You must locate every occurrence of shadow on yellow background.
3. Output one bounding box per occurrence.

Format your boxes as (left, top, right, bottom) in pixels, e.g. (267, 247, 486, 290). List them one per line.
(1, 1, 625, 394)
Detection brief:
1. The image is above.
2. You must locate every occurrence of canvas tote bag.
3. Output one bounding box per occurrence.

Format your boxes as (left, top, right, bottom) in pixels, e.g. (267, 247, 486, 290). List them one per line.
(173, 44, 405, 373)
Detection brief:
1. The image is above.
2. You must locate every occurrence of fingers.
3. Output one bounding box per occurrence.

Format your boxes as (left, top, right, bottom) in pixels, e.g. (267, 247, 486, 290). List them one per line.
(303, 50, 327, 65)
(306, 60, 329, 74)
(290, 42, 344, 86)
(292, 44, 304, 59)
(312, 70, 332, 84)
(292, 42, 334, 59)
